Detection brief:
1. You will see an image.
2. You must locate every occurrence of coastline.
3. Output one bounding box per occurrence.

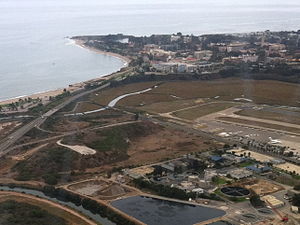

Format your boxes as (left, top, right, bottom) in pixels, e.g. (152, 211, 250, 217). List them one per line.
(0, 39, 131, 106)
(73, 38, 131, 65)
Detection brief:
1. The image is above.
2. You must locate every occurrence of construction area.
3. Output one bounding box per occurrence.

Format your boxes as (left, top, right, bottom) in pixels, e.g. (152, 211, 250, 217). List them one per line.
(67, 178, 137, 201)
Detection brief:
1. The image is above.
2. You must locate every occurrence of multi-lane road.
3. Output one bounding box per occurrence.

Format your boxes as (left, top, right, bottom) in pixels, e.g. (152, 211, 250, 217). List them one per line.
(0, 83, 110, 157)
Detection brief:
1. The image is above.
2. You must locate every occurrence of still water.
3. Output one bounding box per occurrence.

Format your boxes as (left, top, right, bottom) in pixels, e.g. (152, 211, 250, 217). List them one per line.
(1, 0, 300, 100)
(111, 195, 226, 225)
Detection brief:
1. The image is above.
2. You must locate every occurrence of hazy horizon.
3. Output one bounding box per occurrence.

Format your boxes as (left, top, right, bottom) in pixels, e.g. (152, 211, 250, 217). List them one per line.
(1, 0, 300, 100)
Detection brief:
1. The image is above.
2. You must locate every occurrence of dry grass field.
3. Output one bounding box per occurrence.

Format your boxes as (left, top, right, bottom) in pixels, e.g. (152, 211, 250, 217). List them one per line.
(88, 79, 300, 110)
(219, 117, 300, 134)
(74, 101, 102, 113)
(90, 82, 158, 105)
(140, 99, 199, 113)
(236, 109, 300, 125)
(173, 102, 236, 120)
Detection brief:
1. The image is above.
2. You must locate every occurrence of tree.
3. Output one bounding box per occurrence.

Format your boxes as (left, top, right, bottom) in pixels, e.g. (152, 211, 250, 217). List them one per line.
(250, 194, 265, 207)
(292, 194, 300, 207)
(294, 184, 300, 191)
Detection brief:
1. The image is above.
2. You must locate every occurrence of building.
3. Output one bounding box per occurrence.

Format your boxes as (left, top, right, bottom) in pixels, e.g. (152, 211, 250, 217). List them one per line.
(228, 168, 253, 179)
(246, 165, 272, 174)
(192, 188, 204, 194)
(262, 195, 285, 208)
(241, 54, 258, 63)
(291, 206, 299, 213)
(227, 42, 248, 52)
(210, 155, 224, 163)
(194, 50, 213, 60)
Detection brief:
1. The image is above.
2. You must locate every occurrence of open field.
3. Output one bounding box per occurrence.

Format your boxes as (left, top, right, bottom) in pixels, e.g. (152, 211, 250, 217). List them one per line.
(274, 163, 300, 174)
(0, 192, 96, 225)
(229, 148, 275, 163)
(68, 179, 136, 201)
(95, 79, 300, 108)
(10, 121, 220, 184)
(240, 179, 283, 196)
(173, 102, 236, 120)
(140, 99, 203, 113)
(218, 117, 300, 134)
(90, 82, 158, 106)
(74, 101, 103, 113)
(236, 108, 300, 125)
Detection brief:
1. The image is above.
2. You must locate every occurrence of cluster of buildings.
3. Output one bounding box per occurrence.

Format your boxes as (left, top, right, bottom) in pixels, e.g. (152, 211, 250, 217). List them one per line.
(133, 31, 300, 76)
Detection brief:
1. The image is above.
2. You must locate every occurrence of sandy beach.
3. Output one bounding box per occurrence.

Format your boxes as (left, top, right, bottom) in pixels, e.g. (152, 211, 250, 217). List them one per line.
(0, 40, 131, 106)
(73, 38, 131, 65)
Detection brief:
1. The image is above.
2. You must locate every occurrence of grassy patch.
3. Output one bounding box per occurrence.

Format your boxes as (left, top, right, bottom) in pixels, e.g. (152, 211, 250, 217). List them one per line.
(212, 176, 228, 185)
(87, 129, 129, 152)
(238, 161, 255, 168)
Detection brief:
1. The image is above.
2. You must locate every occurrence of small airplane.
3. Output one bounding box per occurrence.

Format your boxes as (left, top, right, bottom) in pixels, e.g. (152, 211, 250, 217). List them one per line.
(268, 137, 282, 144)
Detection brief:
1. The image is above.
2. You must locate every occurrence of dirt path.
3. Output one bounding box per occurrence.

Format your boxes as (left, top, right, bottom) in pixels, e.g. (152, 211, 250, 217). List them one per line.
(0, 191, 98, 225)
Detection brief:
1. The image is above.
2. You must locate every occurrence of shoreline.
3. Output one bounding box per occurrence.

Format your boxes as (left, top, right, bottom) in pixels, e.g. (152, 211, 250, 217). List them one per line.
(73, 38, 131, 65)
(0, 39, 131, 106)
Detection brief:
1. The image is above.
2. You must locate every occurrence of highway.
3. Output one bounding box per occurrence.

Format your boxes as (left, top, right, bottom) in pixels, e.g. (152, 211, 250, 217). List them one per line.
(0, 83, 110, 156)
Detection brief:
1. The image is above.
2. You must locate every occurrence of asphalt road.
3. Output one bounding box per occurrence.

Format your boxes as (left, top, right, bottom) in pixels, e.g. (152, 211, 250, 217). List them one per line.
(0, 83, 110, 156)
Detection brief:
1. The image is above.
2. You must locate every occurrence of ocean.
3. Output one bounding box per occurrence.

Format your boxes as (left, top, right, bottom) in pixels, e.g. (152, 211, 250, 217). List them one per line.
(1, 0, 300, 101)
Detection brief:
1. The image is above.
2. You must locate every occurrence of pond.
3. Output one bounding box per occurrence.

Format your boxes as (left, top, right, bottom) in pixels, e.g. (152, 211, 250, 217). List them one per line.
(111, 196, 226, 225)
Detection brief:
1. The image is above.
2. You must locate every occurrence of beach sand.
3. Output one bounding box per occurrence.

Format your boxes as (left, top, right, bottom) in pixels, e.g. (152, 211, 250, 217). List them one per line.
(0, 39, 131, 106)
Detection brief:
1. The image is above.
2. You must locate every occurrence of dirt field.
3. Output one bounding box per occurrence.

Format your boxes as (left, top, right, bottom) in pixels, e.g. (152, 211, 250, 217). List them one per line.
(218, 117, 300, 134)
(173, 102, 236, 120)
(241, 179, 283, 196)
(236, 109, 300, 125)
(95, 79, 300, 108)
(229, 148, 275, 163)
(68, 179, 135, 200)
(274, 163, 300, 174)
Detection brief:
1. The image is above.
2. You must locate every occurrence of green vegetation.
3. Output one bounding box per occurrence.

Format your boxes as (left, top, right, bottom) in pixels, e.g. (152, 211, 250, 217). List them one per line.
(292, 194, 300, 207)
(29, 91, 71, 115)
(0, 200, 66, 225)
(238, 161, 255, 168)
(14, 146, 78, 184)
(88, 129, 129, 152)
(212, 176, 228, 185)
(250, 194, 265, 207)
(133, 178, 222, 201)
